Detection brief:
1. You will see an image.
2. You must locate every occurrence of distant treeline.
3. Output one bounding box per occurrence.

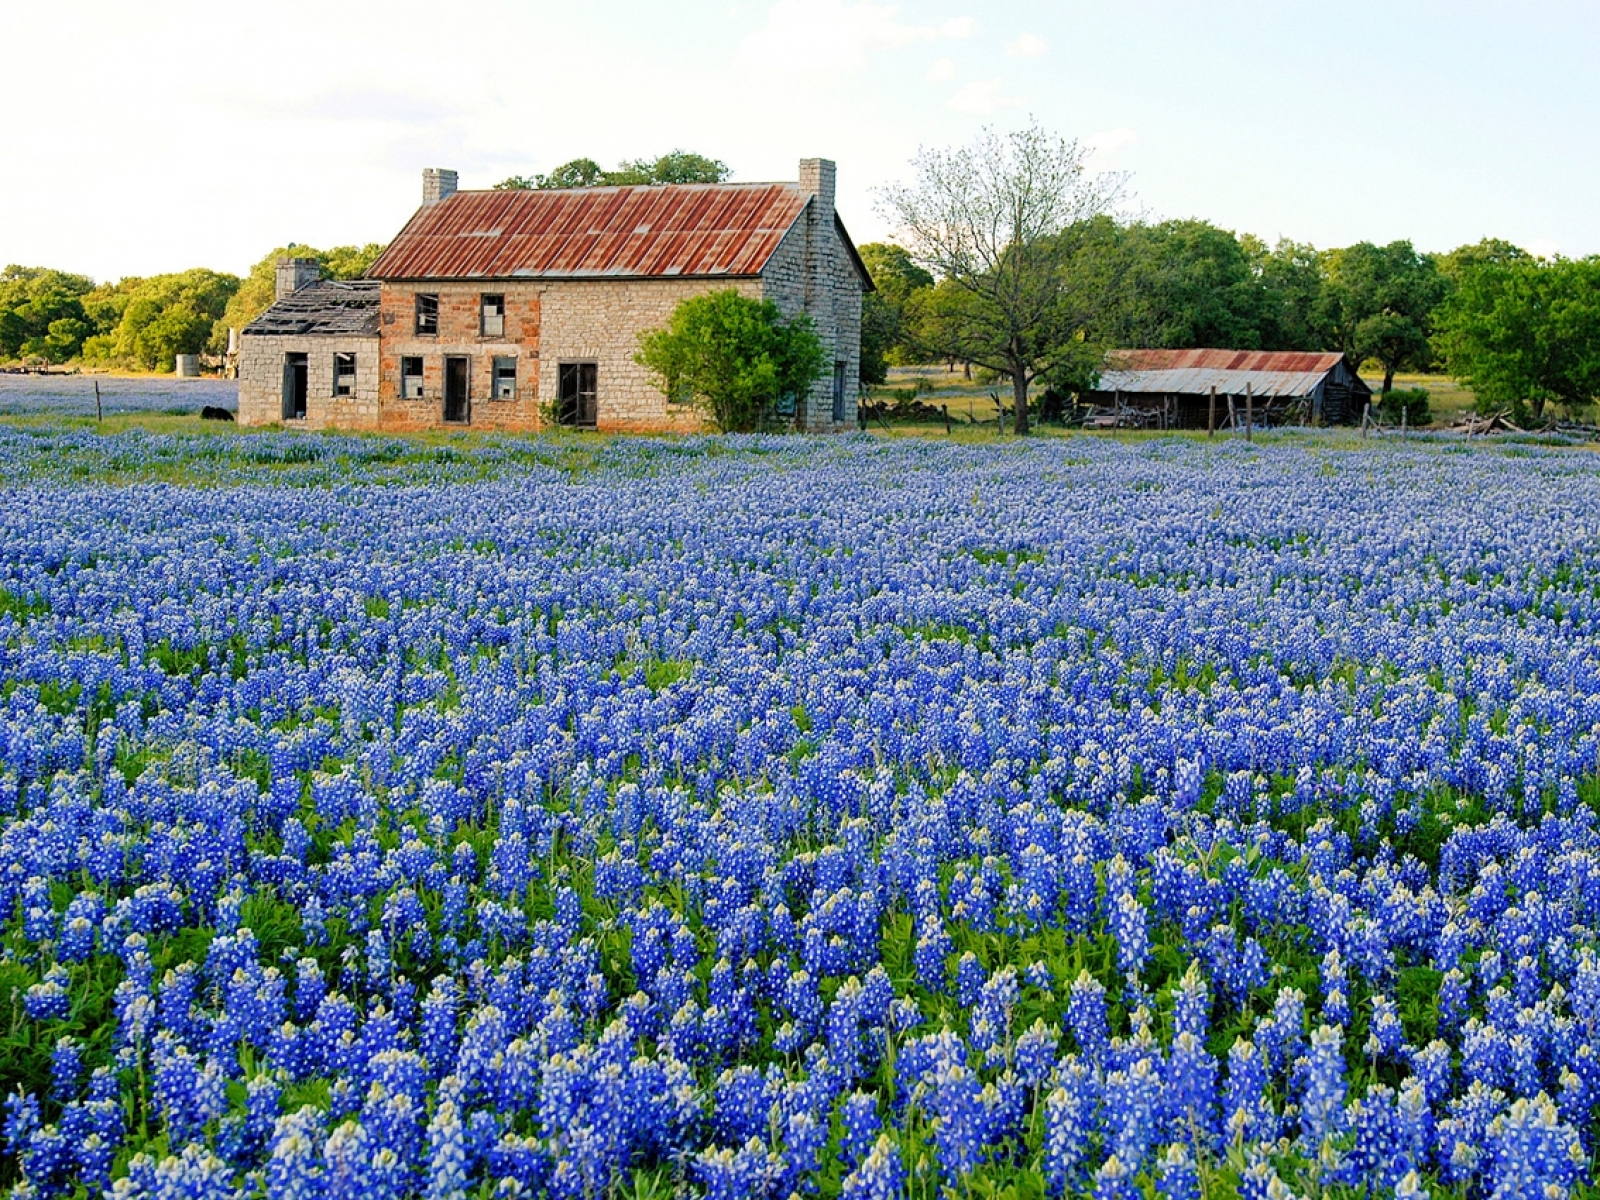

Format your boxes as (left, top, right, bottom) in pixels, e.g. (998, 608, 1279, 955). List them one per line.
(0, 245, 381, 372)
(862, 225, 1595, 415)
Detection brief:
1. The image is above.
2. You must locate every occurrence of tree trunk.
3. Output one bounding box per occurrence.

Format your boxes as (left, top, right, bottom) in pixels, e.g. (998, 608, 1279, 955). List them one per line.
(1011, 367, 1030, 436)
(1382, 365, 1395, 396)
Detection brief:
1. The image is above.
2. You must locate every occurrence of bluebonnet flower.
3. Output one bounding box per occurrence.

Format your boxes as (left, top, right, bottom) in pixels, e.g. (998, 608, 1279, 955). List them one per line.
(839, 1133, 904, 1200)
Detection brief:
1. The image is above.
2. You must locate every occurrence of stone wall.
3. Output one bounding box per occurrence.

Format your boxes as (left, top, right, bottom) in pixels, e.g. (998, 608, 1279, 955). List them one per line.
(537, 279, 767, 433)
(760, 160, 863, 431)
(237, 335, 380, 429)
(377, 283, 544, 432)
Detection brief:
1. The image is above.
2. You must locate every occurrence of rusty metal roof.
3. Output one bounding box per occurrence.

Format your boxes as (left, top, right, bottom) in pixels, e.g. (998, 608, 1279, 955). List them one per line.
(242, 279, 380, 338)
(367, 183, 810, 281)
(1095, 348, 1362, 398)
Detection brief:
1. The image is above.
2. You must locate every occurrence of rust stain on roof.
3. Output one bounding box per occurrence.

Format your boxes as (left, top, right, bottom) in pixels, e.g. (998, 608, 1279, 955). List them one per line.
(1097, 348, 1361, 399)
(368, 183, 809, 281)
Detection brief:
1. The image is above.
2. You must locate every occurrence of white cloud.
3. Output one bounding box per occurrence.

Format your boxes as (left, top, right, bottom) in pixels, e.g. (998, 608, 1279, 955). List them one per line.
(736, 0, 975, 75)
(947, 78, 1023, 114)
(1006, 32, 1047, 57)
(1087, 126, 1139, 154)
(926, 56, 957, 82)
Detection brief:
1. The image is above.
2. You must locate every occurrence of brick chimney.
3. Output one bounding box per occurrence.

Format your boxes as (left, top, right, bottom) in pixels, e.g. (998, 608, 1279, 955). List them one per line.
(799, 158, 835, 215)
(275, 256, 320, 301)
(422, 168, 459, 206)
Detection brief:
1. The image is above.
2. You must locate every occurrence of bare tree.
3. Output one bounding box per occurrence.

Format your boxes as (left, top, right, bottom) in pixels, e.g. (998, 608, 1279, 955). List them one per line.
(878, 121, 1128, 434)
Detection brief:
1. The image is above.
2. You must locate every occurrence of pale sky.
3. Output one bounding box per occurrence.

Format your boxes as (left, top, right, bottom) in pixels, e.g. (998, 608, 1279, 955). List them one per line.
(4, 0, 1595, 282)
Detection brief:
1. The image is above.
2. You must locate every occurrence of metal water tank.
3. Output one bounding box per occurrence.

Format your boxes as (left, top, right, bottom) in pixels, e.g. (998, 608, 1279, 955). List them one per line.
(175, 354, 200, 377)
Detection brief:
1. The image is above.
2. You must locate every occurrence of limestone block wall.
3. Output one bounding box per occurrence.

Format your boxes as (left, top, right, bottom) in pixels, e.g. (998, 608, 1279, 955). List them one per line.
(237, 335, 381, 429)
(377, 283, 544, 432)
(758, 205, 863, 432)
(537, 278, 765, 432)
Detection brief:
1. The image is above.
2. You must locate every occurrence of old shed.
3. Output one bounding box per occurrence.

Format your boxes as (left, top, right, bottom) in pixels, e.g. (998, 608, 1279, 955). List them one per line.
(1086, 349, 1373, 429)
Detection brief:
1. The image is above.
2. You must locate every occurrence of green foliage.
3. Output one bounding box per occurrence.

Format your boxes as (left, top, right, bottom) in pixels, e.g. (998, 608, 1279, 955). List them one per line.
(214, 244, 383, 350)
(858, 242, 935, 385)
(1433, 254, 1600, 421)
(878, 121, 1127, 434)
(0, 265, 96, 363)
(1377, 386, 1432, 426)
(1089, 219, 1270, 350)
(495, 150, 730, 191)
(1320, 240, 1447, 394)
(635, 290, 827, 432)
(80, 269, 240, 371)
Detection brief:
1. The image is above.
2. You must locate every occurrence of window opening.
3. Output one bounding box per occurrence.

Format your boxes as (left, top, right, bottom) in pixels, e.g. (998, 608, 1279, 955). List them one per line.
(401, 356, 424, 399)
(481, 295, 505, 337)
(557, 362, 598, 428)
(333, 352, 356, 397)
(492, 357, 517, 400)
(832, 361, 847, 423)
(415, 294, 439, 335)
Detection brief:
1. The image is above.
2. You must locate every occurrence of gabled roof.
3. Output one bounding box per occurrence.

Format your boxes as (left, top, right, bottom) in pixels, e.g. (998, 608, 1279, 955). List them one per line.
(1096, 348, 1364, 399)
(367, 183, 815, 282)
(243, 279, 380, 338)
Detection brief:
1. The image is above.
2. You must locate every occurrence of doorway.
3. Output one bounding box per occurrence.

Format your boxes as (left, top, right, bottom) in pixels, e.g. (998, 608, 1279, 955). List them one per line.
(282, 352, 308, 421)
(557, 362, 597, 428)
(444, 356, 470, 424)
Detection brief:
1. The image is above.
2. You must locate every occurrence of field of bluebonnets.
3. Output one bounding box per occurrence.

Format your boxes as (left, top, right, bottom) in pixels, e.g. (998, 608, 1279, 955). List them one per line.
(4, 420, 1600, 1200)
(0, 376, 237, 418)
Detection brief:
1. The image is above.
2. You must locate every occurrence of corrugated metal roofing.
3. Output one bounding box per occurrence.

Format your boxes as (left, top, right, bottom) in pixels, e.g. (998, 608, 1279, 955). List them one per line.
(242, 280, 380, 337)
(1095, 348, 1351, 398)
(367, 183, 810, 281)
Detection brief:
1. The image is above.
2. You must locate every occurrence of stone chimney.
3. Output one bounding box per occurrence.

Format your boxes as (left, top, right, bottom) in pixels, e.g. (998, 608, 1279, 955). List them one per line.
(422, 168, 459, 206)
(275, 256, 320, 301)
(799, 158, 835, 215)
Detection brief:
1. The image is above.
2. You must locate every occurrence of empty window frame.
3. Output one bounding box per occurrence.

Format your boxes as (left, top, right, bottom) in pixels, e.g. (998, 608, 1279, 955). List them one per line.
(481, 294, 505, 337)
(492, 356, 517, 399)
(557, 362, 598, 428)
(832, 361, 847, 422)
(415, 293, 439, 335)
(401, 356, 424, 399)
(333, 352, 356, 397)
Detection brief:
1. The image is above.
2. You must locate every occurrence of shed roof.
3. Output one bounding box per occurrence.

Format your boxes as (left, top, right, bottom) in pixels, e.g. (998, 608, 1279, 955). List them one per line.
(1095, 349, 1359, 399)
(243, 279, 380, 338)
(367, 183, 814, 282)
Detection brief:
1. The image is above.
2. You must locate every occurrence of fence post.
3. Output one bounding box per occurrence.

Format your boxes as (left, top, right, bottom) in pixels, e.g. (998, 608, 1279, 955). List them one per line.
(1245, 384, 1253, 443)
(1208, 385, 1216, 437)
(94, 380, 103, 423)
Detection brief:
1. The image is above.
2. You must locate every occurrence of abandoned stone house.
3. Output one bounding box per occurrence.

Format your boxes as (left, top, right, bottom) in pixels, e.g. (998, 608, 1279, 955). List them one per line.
(238, 159, 871, 432)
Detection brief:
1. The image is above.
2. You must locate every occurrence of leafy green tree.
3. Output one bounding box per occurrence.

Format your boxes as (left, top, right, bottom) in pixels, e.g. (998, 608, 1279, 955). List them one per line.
(496, 151, 730, 191)
(1320, 241, 1447, 394)
(1089, 220, 1267, 350)
(0, 266, 95, 362)
(81, 269, 240, 370)
(1434, 256, 1600, 421)
(879, 122, 1127, 434)
(214, 244, 384, 349)
(619, 151, 730, 185)
(636, 289, 826, 432)
(857, 242, 934, 385)
(1250, 237, 1332, 351)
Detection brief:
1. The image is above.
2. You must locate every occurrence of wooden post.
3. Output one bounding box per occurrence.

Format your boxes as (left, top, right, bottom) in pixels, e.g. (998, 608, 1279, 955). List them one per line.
(942, 404, 951, 435)
(1208, 385, 1216, 437)
(1245, 384, 1254, 442)
(94, 380, 103, 423)
(1361, 400, 1370, 438)
(1401, 403, 1407, 441)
